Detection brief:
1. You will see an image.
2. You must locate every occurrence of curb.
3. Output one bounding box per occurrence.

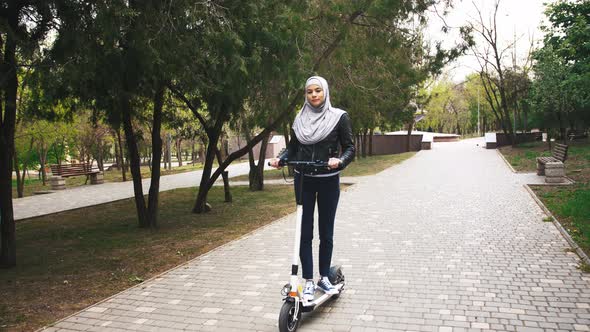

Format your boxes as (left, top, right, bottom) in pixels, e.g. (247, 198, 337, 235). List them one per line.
(496, 148, 588, 267)
(523, 184, 590, 267)
(496, 149, 517, 173)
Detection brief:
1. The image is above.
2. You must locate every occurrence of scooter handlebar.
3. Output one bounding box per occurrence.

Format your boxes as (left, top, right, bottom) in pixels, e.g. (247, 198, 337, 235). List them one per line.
(267, 160, 329, 168)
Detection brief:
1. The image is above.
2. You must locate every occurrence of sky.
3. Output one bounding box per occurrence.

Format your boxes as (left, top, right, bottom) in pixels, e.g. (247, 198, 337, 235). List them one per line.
(425, 0, 553, 82)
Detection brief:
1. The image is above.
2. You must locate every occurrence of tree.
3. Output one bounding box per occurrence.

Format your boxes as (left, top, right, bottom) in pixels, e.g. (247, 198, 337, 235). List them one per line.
(0, 1, 56, 267)
(178, 0, 470, 213)
(530, 45, 578, 142)
(462, 73, 495, 134)
(39, 0, 216, 228)
(531, 0, 590, 135)
(171, 0, 312, 211)
(469, 0, 517, 144)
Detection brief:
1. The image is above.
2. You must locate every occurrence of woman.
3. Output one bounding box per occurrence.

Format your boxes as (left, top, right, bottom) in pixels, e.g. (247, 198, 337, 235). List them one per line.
(270, 76, 355, 301)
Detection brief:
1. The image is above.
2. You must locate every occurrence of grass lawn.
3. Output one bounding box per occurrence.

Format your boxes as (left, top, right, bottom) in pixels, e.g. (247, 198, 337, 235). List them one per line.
(229, 152, 417, 181)
(0, 185, 295, 331)
(499, 139, 590, 262)
(11, 163, 206, 198)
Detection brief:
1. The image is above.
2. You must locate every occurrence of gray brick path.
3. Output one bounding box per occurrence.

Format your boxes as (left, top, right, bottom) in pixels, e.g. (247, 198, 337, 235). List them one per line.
(14, 161, 260, 220)
(14, 160, 363, 221)
(41, 138, 590, 332)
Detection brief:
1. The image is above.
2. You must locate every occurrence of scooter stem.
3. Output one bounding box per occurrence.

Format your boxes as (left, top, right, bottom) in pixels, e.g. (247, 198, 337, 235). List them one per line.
(292, 205, 303, 269)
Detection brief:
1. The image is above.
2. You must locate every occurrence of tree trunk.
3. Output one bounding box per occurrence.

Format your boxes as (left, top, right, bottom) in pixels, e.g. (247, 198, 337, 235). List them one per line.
(14, 149, 23, 198)
(14, 136, 33, 197)
(214, 147, 232, 202)
(0, 135, 16, 267)
(191, 139, 196, 164)
(121, 96, 148, 227)
(146, 84, 165, 228)
(283, 123, 294, 176)
(38, 140, 47, 185)
(248, 132, 270, 191)
(116, 129, 127, 181)
(97, 141, 104, 172)
(355, 134, 361, 160)
(113, 131, 121, 169)
(176, 138, 182, 167)
(193, 139, 218, 213)
(198, 148, 205, 166)
(193, 117, 224, 213)
(0, 24, 18, 267)
(368, 128, 374, 156)
(14, 163, 29, 198)
(166, 134, 172, 170)
(406, 120, 414, 152)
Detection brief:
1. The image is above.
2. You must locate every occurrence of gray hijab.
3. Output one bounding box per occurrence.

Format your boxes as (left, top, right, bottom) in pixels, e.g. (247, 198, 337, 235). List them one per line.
(293, 76, 346, 145)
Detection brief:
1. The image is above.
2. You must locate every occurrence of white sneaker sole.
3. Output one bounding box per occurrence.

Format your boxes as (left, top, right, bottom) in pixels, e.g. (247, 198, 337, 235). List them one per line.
(318, 287, 339, 295)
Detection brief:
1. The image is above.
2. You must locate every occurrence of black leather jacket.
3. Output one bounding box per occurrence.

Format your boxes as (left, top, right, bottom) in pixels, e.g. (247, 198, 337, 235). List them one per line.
(278, 113, 355, 175)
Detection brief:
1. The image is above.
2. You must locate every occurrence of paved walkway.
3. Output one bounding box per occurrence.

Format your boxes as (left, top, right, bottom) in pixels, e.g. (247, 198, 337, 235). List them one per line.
(14, 161, 262, 220)
(14, 160, 364, 220)
(42, 138, 589, 332)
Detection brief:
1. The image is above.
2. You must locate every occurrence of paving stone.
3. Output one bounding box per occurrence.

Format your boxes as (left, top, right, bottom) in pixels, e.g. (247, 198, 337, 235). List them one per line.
(40, 139, 589, 331)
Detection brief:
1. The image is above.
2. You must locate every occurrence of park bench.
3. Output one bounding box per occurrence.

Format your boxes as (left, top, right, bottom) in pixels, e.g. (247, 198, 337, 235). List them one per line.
(568, 129, 588, 141)
(536, 143, 568, 183)
(50, 163, 104, 190)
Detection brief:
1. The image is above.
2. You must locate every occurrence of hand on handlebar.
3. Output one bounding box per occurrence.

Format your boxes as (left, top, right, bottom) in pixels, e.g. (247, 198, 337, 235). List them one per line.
(269, 158, 282, 169)
(328, 158, 342, 169)
(268, 158, 341, 169)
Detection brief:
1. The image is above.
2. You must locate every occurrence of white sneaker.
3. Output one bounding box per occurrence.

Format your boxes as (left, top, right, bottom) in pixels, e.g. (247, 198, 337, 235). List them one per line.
(303, 280, 315, 301)
(317, 277, 339, 295)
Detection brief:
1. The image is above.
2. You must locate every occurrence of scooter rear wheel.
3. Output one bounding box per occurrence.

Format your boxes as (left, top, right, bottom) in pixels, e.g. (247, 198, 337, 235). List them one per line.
(278, 301, 301, 332)
(328, 265, 345, 284)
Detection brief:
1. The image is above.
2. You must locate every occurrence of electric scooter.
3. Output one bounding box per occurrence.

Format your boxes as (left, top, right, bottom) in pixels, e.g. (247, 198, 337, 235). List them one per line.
(270, 160, 345, 332)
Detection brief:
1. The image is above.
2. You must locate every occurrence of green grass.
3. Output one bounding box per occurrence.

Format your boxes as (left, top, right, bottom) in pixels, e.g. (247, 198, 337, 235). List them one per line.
(1, 185, 295, 331)
(230, 153, 417, 181)
(500, 139, 590, 262)
(540, 184, 590, 252)
(499, 142, 552, 172)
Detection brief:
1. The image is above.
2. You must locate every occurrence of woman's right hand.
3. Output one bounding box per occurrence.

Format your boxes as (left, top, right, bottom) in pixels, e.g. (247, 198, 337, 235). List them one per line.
(269, 158, 282, 169)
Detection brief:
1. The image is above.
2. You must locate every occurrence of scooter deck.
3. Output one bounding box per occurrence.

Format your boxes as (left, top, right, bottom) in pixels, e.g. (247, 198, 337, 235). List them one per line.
(301, 283, 344, 309)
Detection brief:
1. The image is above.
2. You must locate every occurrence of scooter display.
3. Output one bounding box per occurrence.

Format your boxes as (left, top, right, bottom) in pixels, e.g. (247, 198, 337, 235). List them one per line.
(269, 160, 345, 332)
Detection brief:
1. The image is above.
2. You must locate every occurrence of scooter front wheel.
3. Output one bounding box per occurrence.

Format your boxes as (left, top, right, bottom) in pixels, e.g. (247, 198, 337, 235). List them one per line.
(278, 300, 301, 332)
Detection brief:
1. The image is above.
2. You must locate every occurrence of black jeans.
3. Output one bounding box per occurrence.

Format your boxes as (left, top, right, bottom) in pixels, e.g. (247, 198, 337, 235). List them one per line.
(294, 173, 340, 280)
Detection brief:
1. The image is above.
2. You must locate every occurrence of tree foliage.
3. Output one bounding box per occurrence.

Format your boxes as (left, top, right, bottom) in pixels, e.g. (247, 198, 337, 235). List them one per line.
(530, 0, 589, 137)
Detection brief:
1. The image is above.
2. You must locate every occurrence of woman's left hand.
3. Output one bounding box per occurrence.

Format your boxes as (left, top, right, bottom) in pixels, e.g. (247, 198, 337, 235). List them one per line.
(328, 158, 342, 169)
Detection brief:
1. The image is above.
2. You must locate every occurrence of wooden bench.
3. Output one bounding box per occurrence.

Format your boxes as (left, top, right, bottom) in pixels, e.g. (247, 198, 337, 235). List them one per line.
(568, 130, 588, 141)
(536, 143, 568, 183)
(50, 163, 103, 190)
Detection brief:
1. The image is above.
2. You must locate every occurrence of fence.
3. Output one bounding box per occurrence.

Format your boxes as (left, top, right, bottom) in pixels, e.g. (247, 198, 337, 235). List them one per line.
(496, 132, 542, 147)
(226, 133, 424, 159)
(369, 134, 424, 155)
